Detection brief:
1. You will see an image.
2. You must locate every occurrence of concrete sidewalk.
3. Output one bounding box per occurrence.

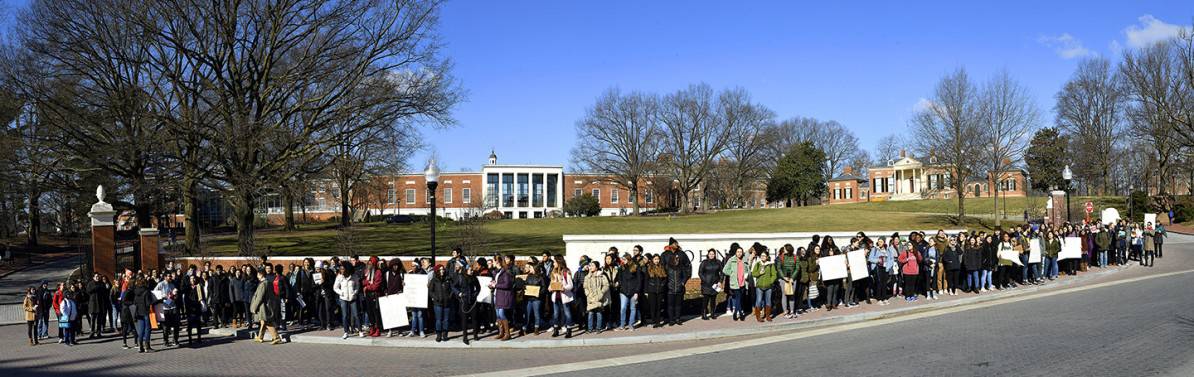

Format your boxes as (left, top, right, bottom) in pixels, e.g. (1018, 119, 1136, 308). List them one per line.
(209, 261, 1150, 349)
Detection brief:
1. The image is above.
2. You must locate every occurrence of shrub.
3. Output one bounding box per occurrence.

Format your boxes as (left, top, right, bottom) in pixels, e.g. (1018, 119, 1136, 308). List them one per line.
(563, 194, 601, 217)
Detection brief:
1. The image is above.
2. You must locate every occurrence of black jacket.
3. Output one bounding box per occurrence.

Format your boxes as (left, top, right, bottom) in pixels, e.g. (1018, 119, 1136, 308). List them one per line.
(87, 281, 107, 311)
(133, 286, 155, 318)
(229, 276, 246, 303)
(942, 247, 962, 271)
(962, 245, 982, 271)
(429, 274, 454, 306)
(644, 268, 666, 294)
(698, 259, 722, 296)
(524, 273, 546, 300)
(453, 273, 481, 307)
(617, 267, 643, 297)
(665, 265, 686, 295)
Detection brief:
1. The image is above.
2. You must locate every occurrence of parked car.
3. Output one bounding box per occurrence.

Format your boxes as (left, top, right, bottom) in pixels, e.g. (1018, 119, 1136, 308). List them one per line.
(385, 214, 416, 224)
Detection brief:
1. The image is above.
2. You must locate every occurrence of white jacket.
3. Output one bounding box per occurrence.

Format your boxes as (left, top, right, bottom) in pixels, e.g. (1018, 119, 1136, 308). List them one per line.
(334, 274, 358, 302)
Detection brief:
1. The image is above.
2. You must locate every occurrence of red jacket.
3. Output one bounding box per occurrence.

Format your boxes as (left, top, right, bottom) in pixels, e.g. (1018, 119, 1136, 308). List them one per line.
(52, 289, 64, 315)
(362, 268, 383, 295)
(898, 250, 920, 276)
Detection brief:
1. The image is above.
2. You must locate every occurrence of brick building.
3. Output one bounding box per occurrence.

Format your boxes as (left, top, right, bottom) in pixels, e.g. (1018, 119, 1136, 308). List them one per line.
(864, 150, 1027, 202)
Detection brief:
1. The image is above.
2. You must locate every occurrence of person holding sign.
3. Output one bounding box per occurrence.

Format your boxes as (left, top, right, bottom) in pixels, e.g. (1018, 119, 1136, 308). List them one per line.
(548, 259, 574, 339)
(776, 245, 800, 319)
(1142, 224, 1156, 267)
(522, 262, 545, 335)
(823, 247, 845, 311)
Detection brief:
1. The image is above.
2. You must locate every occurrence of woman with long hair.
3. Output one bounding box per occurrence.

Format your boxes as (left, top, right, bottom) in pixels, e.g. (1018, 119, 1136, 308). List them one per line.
(897, 243, 920, 302)
(491, 256, 515, 341)
(720, 244, 749, 321)
(751, 250, 777, 322)
(644, 254, 667, 326)
(698, 249, 723, 321)
(548, 258, 574, 338)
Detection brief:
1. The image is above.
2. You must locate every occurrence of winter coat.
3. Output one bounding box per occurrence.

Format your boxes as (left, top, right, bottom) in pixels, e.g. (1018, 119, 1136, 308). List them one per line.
(23, 296, 36, 321)
(249, 281, 267, 319)
(644, 265, 666, 294)
(385, 271, 404, 296)
(799, 255, 821, 284)
(334, 274, 358, 302)
(721, 257, 750, 290)
(133, 286, 155, 319)
(583, 271, 610, 311)
(493, 269, 515, 309)
(665, 264, 686, 294)
(453, 273, 480, 308)
(87, 281, 106, 310)
(962, 245, 982, 270)
(617, 266, 643, 297)
(429, 274, 453, 306)
(751, 261, 778, 290)
(229, 276, 246, 303)
(942, 247, 962, 271)
(362, 268, 384, 298)
(1045, 238, 1061, 258)
(898, 249, 920, 276)
(981, 243, 998, 270)
(698, 259, 722, 296)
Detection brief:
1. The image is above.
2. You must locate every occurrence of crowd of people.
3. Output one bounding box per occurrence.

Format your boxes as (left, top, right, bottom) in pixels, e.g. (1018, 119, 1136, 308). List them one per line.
(19, 220, 1168, 350)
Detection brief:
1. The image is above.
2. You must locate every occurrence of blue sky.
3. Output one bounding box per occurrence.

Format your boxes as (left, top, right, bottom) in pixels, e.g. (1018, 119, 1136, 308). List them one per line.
(3, 1, 1191, 172)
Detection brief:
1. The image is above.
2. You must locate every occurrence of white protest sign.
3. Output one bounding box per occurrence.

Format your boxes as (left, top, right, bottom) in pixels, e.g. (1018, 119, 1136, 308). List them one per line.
(1101, 208, 1120, 225)
(1059, 237, 1082, 260)
(818, 254, 848, 281)
(400, 273, 428, 308)
(846, 249, 869, 280)
(476, 276, 493, 304)
(378, 294, 408, 329)
(1144, 214, 1157, 229)
(1028, 238, 1042, 264)
(998, 244, 1024, 266)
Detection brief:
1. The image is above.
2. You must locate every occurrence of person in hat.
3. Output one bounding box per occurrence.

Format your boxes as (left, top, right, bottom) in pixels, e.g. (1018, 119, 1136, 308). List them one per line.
(362, 256, 384, 336)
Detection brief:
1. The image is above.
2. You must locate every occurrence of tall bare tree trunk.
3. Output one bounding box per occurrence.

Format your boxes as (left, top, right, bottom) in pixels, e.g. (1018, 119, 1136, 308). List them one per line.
(282, 189, 296, 231)
(956, 181, 966, 225)
(630, 183, 640, 215)
(27, 191, 41, 247)
(231, 192, 256, 256)
(182, 176, 199, 254)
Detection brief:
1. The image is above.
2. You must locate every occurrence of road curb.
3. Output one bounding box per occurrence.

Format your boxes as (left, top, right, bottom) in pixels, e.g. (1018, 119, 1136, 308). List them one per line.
(208, 265, 1132, 349)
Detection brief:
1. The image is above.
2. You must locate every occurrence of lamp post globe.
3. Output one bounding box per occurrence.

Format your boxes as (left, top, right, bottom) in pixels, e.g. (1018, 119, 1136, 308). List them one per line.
(425, 160, 440, 264)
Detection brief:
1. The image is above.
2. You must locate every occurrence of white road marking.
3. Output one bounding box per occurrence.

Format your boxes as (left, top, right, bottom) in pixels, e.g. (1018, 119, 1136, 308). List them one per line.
(463, 267, 1194, 377)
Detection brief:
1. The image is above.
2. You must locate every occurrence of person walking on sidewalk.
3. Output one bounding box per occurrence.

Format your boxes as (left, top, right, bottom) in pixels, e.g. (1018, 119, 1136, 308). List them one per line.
(24, 287, 39, 346)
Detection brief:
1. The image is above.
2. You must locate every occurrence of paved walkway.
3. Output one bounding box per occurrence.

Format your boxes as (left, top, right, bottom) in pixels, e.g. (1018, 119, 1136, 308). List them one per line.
(0, 255, 81, 324)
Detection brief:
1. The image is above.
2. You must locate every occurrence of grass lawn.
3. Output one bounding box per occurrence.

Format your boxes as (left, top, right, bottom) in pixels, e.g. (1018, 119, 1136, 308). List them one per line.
(195, 196, 1125, 257)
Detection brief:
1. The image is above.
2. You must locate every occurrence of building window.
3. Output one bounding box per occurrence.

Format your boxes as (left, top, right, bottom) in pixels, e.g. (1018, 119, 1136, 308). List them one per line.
(519, 211, 528, 219)
(425, 187, 431, 204)
(462, 188, 472, 205)
(405, 189, 416, 205)
(502, 174, 514, 207)
(573, 189, 582, 198)
(592, 189, 600, 202)
(645, 191, 653, 204)
(444, 187, 453, 204)
(387, 183, 396, 204)
(487, 173, 499, 208)
(611, 188, 619, 204)
(834, 189, 841, 200)
(532, 174, 544, 207)
(318, 197, 327, 210)
(846, 187, 853, 199)
(546, 174, 558, 207)
(517, 174, 529, 207)
(533, 211, 543, 218)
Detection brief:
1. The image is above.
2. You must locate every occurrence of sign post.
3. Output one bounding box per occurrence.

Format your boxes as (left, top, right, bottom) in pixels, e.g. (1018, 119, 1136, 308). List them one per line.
(1084, 202, 1094, 223)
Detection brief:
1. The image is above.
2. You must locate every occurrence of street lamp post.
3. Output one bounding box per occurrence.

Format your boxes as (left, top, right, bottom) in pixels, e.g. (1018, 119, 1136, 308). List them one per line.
(1129, 184, 1135, 221)
(1062, 165, 1073, 223)
(425, 160, 440, 264)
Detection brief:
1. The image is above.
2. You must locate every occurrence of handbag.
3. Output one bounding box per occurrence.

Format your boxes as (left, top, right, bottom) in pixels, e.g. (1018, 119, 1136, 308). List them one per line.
(807, 285, 820, 300)
(782, 281, 796, 296)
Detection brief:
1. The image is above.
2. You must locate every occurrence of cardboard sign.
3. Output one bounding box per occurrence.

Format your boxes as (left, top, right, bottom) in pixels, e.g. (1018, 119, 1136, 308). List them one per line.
(400, 274, 428, 308)
(1059, 237, 1082, 260)
(378, 294, 408, 329)
(1028, 239, 1042, 264)
(476, 276, 493, 304)
(524, 285, 541, 298)
(819, 255, 848, 281)
(846, 249, 869, 280)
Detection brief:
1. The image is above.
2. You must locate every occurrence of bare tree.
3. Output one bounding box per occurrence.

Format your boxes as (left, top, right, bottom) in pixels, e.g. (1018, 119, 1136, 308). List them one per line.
(658, 83, 733, 213)
(815, 120, 861, 180)
(719, 88, 776, 208)
(910, 68, 986, 224)
(144, 0, 460, 255)
(571, 89, 661, 215)
(979, 70, 1040, 227)
(1120, 39, 1185, 195)
(874, 134, 905, 165)
(1055, 57, 1126, 195)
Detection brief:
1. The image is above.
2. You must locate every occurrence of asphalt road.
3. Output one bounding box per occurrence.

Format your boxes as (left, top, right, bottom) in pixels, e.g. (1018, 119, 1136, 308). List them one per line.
(0, 235, 1190, 377)
(546, 236, 1194, 377)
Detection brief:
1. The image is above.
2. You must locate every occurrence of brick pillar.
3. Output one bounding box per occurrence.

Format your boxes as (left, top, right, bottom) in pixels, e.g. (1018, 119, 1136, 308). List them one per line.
(1046, 190, 1066, 226)
(140, 228, 161, 273)
(88, 186, 117, 280)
